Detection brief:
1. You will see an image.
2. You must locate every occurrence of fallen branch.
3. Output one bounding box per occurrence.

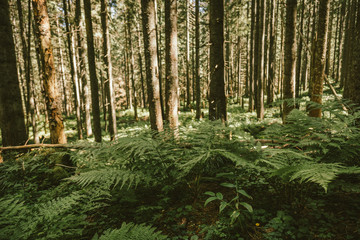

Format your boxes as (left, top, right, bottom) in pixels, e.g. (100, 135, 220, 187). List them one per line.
(0, 143, 86, 151)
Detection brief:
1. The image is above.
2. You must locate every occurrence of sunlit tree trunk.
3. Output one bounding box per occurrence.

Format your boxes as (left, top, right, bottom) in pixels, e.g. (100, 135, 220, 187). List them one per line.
(195, 0, 201, 120)
(165, 0, 179, 128)
(83, 0, 101, 142)
(186, 0, 191, 109)
(141, 0, 163, 131)
(32, 0, 67, 144)
(309, 0, 330, 118)
(0, 0, 28, 146)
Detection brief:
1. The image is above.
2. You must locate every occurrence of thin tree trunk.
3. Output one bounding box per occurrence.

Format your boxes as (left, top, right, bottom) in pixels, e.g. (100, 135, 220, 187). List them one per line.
(136, 21, 146, 108)
(195, 0, 201, 120)
(83, 0, 102, 142)
(267, 0, 276, 105)
(101, 0, 117, 140)
(75, 0, 92, 137)
(186, 0, 191, 109)
(295, 0, 304, 105)
(165, 0, 179, 128)
(248, 0, 256, 112)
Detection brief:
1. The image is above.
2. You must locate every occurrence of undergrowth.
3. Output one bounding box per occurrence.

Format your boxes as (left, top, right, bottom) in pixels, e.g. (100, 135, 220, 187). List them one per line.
(1, 100, 360, 239)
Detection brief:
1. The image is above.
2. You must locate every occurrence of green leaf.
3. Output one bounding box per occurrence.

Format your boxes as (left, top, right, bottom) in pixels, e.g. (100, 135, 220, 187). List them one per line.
(204, 191, 215, 197)
(216, 192, 223, 200)
(237, 189, 252, 200)
(220, 183, 236, 188)
(219, 201, 227, 213)
(240, 202, 253, 213)
(204, 197, 218, 206)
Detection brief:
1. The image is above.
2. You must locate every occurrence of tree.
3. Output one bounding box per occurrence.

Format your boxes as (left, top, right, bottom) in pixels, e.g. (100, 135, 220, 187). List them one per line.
(309, 0, 330, 118)
(282, 0, 297, 122)
(32, 0, 67, 144)
(267, 0, 277, 105)
(195, 0, 201, 120)
(141, 0, 163, 132)
(0, 0, 27, 147)
(165, 0, 179, 129)
(209, 0, 226, 122)
(83, 0, 102, 142)
(101, 0, 117, 140)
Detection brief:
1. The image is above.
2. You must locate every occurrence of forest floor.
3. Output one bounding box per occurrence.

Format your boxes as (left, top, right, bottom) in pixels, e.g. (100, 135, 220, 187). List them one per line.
(1, 90, 360, 239)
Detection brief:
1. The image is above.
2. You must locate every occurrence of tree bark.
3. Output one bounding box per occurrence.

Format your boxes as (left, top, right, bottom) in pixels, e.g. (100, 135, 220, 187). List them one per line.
(101, 0, 117, 140)
(75, 0, 92, 137)
(165, 0, 179, 129)
(283, 0, 297, 122)
(195, 0, 201, 120)
(267, 0, 276, 105)
(0, 0, 28, 146)
(32, 0, 67, 144)
(209, 0, 226, 122)
(83, 0, 102, 142)
(309, 0, 330, 118)
(141, 0, 163, 131)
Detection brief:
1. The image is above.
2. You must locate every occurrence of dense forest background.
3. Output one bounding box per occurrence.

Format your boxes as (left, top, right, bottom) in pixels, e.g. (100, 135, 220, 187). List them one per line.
(0, 0, 360, 239)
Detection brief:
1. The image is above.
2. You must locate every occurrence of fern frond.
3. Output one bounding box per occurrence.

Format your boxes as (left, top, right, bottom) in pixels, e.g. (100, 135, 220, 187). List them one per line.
(96, 222, 167, 240)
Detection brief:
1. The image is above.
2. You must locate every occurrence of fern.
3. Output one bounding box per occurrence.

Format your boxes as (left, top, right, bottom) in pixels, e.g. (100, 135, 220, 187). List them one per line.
(95, 222, 167, 240)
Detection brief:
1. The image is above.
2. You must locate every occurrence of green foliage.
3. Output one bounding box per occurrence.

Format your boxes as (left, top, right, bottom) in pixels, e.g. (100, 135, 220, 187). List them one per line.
(94, 222, 167, 240)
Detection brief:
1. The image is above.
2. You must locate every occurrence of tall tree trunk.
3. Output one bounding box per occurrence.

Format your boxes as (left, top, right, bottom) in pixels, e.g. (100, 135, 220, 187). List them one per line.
(165, 0, 179, 128)
(136, 21, 146, 108)
(295, 0, 304, 105)
(325, 2, 333, 76)
(0, 0, 28, 147)
(101, 0, 117, 140)
(126, 5, 138, 121)
(141, 0, 163, 132)
(336, 1, 346, 83)
(186, 0, 191, 109)
(209, 0, 226, 122)
(75, 0, 92, 137)
(195, 0, 201, 120)
(248, 0, 256, 112)
(283, 0, 297, 122)
(83, 0, 102, 142)
(63, 0, 83, 140)
(267, 0, 276, 105)
(301, 2, 311, 91)
(32, 0, 67, 144)
(309, 0, 330, 118)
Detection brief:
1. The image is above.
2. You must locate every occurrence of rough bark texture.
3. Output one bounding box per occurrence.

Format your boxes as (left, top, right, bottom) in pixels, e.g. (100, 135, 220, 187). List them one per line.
(75, 0, 92, 137)
(32, 0, 67, 144)
(101, 0, 117, 140)
(0, 0, 28, 146)
(195, 0, 201, 120)
(248, 0, 256, 112)
(267, 0, 276, 105)
(136, 21, 146, 108)
(185, 0, 191, 109)
(256, 0, 265, 120)
(295, 0, 304, 103)
(209, 0, 227, 122)
(165, 0, 179, 129)
(141, 0, 163, 131)
(83, 0, 102, 142)
(283, 0, 297, 122)
(309, 0, 330, 118)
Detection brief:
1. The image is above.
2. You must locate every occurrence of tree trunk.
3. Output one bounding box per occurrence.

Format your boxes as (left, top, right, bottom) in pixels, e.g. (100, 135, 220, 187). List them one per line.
(195, 0, 201, 120)
(75, 0, 92, 137)
(141, 0, 163, 131)
(136, 21, 146, 108)
(83, 0, 102, 142)
(126, 6, 138, 121)
(267, 0, 276, 105)
(101, 0, 117, 140)
(165, 0, 179, 129)
(309, 0, 330, 118)
(248, 0, 256, 112)
(0, 0, 28, 146)
(32, 0, 67, 144)
(295, 0, 304, 105)
(209, 0, 226, 122)
(283, 0, 297, 122)
(63, 0, 83, 140)
(186, 0, 191, 109)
